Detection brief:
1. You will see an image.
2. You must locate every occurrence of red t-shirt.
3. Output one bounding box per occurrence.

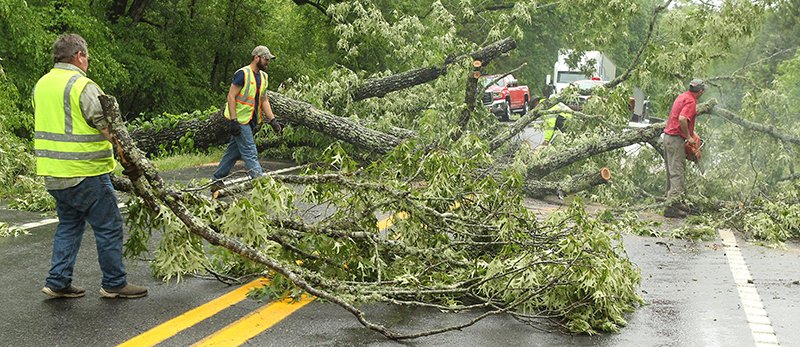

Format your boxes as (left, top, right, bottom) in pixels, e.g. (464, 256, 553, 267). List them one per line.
(663, 91, 698, 137)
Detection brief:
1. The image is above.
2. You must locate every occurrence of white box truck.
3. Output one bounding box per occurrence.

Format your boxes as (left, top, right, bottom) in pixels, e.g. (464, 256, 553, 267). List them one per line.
(546, 50, 616, 95)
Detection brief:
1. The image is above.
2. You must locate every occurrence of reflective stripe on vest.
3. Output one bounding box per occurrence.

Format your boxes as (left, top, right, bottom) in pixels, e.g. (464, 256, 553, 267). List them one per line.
(33, 67, 114, 178)
(224, 66, 268, 124)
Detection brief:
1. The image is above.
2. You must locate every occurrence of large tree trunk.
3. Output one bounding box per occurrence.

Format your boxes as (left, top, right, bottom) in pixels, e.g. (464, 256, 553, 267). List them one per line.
(130, 92, 404, 157)
(268, 91, 402, 154)
(129, 111, 230, 156)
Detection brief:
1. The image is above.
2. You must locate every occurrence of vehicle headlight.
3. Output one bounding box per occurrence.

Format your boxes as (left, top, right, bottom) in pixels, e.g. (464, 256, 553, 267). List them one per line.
(492, 92, 502, 99)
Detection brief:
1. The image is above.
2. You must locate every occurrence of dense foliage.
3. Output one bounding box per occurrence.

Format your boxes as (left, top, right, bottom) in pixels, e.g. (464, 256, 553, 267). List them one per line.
(123, 133, 645, 334)
(2, 0, 800, 336)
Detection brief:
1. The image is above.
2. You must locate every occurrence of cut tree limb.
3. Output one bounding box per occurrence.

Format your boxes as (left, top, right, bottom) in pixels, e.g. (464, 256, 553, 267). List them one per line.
(129, 110, 230, 157)
(128, 38, 519, 157)
(350, 37, 517, 101)
(100, 94, 411, 339)
(524, 168, 612, 198)
(526, 124, 665, 179)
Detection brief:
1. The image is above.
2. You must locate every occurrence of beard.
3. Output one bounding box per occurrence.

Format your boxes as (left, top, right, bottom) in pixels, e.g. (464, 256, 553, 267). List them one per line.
(257, 61, 268, 71)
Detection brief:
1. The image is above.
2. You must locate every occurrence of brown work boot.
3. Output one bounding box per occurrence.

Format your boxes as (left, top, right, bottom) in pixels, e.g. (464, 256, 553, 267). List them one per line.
(42, 285, 85, 299)
(100, 283, 148, 299)
(663, 206, 687, 218)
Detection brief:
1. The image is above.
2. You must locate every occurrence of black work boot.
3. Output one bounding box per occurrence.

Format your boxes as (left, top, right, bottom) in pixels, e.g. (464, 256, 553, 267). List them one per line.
(209, 181, 224, 193)
(675, 203, 700, 215)
(663, 206, 687, 218)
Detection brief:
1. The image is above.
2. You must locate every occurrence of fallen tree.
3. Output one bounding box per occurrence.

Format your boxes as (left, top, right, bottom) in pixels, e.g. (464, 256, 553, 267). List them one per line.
(102, 93, 645, 337)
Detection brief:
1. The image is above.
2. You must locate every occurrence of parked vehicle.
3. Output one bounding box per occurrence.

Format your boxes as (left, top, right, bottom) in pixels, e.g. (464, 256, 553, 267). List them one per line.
(545, 50, 616, 96)
(566, 77, 607, 111)
(481, 74, 530, 121)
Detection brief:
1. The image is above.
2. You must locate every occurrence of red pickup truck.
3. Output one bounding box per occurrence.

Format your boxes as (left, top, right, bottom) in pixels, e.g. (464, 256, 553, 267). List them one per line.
(481, 74, 530, 121)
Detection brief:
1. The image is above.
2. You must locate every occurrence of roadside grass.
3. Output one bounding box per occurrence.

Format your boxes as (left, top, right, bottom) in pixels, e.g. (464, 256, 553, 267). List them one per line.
(152, 147, 226, 171)
(113, 147, 226, 175)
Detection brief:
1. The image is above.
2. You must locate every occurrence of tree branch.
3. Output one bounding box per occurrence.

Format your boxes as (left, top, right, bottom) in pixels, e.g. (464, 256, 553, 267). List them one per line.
(526, 124, 665, 179)
(524, 168, 612, 198)
(709, 104, 800, 147)
(351, 37, 517, 101)
(605, 0, 673, 89)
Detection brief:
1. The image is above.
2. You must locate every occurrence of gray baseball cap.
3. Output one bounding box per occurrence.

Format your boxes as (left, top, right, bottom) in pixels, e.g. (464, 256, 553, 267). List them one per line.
(689, 78, 705, 92)
(252, 45, 276, 59)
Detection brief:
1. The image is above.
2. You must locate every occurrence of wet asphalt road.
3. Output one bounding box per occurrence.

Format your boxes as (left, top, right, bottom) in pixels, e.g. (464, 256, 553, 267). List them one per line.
(240, 234, 800, 347)
(1, 159, 799, 346)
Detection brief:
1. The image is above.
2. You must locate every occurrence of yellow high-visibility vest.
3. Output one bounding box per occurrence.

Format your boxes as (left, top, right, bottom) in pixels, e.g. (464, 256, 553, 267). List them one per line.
(224, 66, 268, 124)
(543, 103, 573, 143)
(33, 67, 114, 178)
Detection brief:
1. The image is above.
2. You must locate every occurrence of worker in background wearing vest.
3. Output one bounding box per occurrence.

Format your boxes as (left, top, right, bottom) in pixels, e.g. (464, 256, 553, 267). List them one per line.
(33, 34, 147, 299)
(541, 98, 573, 146)
(212, 45, 283, 190)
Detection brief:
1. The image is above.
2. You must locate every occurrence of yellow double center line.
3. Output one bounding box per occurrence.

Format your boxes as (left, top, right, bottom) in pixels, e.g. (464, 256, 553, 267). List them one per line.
(119, 278, 314, 347)
(119, 213, 403, 346)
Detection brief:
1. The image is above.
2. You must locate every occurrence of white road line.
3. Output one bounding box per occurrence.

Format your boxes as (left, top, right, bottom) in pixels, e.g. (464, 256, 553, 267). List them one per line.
(18, 218, 60, 230)
(16, 203, 127, 230)
(719, 229, 781, 347)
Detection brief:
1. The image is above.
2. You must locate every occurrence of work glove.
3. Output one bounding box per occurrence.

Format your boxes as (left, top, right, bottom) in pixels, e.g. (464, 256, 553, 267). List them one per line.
(120, 160, 142, 181)
(267, 117, 283, 135)
(229, 120, 241, 136)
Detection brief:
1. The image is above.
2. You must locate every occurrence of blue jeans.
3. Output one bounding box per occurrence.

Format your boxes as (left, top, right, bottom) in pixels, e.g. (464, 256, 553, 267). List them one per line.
(46, 174, 127, 290)
(213, 122, 264, 179)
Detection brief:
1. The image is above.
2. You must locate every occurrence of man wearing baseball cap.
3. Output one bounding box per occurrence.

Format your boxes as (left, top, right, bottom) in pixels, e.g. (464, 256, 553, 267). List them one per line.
(212, 45, 282, 188)
(662, 79, 705, 218)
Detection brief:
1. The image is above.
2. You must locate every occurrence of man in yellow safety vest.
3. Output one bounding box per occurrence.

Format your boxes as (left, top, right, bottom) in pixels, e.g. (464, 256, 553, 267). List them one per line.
(212, 45, 283, 188)
(33, 34, 147, 299)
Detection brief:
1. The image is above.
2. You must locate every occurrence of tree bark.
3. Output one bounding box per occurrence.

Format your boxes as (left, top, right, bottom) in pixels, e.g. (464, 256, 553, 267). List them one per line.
(454, 63, 483, 138)
(524, 168, 611, 198)
(268, 91, 403, 154)
(107, 0, 127, 23)
(352, 66, 446, 101)
(129, 110, 230, 156)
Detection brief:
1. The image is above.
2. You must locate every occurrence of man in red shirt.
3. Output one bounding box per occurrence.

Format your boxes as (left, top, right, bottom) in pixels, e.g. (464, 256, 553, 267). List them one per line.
(663, 79, 705, 218)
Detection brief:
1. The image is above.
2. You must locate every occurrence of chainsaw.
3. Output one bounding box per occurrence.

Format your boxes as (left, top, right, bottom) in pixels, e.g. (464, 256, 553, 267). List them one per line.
(684, 134, 705, 174)
(684, 134, 703, 162)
